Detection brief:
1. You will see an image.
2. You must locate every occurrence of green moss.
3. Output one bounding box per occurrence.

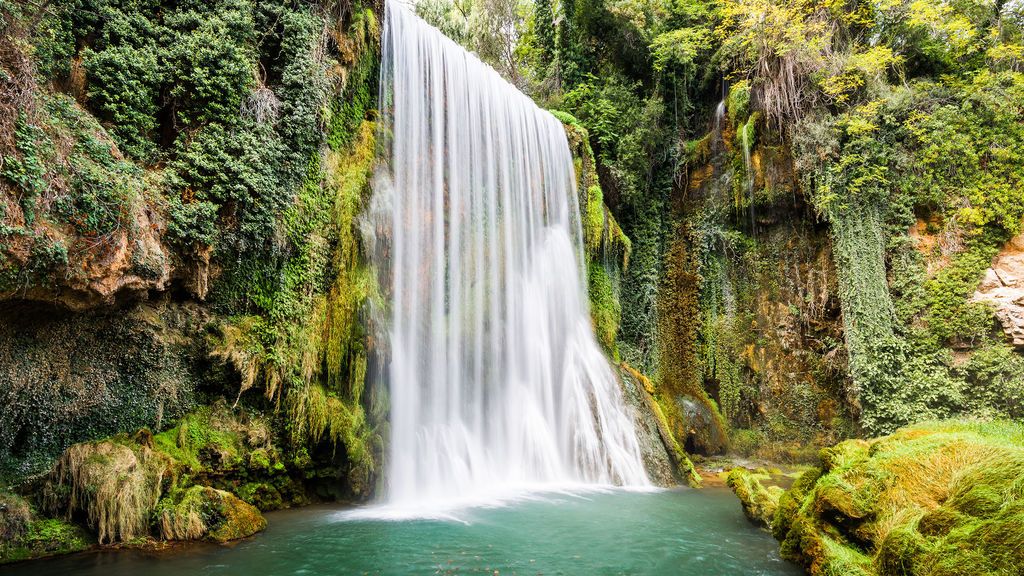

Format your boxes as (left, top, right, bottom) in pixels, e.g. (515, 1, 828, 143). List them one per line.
(326, 9, 379, 151)
(727, 80, 751, 124)
(588, 265, 621, 358)
(656, 230, 729, 455)
(0, 517, 92, 565)
(820, 439, 870, 472)
(235, 482, 284, 511)
(769, 420, 1024, 576)
(155, 485, 266, 542)
(773, 467, 823, 540)
(727, 467, 785, 527)
(875, 522, 933, 575)
(153, 407, 243, 473)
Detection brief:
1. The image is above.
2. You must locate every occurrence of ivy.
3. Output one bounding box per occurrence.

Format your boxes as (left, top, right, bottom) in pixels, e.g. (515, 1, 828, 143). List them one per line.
(2, 114, 48, 226)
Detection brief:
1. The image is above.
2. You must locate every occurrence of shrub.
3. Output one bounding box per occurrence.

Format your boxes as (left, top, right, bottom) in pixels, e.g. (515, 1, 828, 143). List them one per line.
(83, 44, 161, 158)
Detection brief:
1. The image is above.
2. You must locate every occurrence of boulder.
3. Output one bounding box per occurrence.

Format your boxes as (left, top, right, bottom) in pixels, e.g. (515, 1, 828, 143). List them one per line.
(156, 485, 267, 543)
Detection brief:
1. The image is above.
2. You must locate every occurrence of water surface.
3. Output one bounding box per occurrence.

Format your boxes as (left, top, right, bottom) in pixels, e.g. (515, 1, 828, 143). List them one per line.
(8, 487, 802, 576)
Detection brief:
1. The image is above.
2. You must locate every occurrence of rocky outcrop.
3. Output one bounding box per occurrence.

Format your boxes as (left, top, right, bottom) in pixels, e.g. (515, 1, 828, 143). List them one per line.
(0, 196, 172, 311)
(0, 492, 92, 565)
(155, 485, 266, 543)
(618, 364, 701, 486)
(973, 231, 1024, 349)
(0, 300, 204, 479)
(726, 467, 785, 528)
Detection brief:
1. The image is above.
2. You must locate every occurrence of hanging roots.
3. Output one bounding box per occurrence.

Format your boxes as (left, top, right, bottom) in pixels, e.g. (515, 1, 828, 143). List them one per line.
(43, 440, 172, 544)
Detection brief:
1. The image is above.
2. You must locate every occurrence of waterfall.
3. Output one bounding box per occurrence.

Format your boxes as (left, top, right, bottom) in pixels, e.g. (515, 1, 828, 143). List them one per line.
(741, 122, 756, 233)
(367, 1, 650, 510)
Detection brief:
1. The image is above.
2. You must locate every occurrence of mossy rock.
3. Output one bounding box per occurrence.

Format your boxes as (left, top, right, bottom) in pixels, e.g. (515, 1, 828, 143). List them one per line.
(0, 517, 93, 565)
(42, 438, 173, 544)
(768, 420, 1024, 576)
(236, 482, 285, 511)
(727, 467, 785, 528)
(155, 485, 266, 542)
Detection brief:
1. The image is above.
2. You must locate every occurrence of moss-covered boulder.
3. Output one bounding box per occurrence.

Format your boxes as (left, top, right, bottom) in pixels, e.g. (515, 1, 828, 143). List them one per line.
(155, 485, 266, 542)
(768, 420, 1024, 576)
(726, 467, 785, 528)
(152, 403, 311, 511)
(35, 408, 281, 550)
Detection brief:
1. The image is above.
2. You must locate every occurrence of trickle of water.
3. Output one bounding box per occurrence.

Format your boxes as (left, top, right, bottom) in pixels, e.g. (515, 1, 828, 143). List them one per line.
(741, 122, 756, 232)
(366, 1, 650, 512)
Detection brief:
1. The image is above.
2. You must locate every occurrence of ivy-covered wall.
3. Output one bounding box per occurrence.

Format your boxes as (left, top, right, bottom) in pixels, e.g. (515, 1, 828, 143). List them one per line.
(0, 0, 385, 514)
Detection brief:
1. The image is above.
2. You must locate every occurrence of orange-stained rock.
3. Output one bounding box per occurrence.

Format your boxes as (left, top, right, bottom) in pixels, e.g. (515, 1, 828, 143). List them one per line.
(972, 231, 1024, 349)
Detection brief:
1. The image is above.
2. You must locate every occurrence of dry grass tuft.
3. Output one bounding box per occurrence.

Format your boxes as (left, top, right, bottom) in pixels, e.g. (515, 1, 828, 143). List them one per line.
(43, 440, 172, 544)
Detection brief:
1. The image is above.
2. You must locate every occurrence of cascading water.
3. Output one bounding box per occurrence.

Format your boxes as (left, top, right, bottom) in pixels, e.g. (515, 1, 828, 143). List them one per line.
(366, 1, 649, 511)
(741, 121, 756, 233)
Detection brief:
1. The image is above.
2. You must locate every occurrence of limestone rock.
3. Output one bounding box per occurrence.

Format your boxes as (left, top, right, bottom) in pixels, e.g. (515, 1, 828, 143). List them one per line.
(617, 364, 700, 486)
(1, 198, 172, 310)
(972, 231, 1024, 349)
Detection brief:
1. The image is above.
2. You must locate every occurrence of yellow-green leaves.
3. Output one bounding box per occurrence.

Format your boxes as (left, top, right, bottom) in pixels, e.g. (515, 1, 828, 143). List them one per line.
(819, 40, 902, 105)
(651, 27, 711, 72)
(907, 0, 977, 58)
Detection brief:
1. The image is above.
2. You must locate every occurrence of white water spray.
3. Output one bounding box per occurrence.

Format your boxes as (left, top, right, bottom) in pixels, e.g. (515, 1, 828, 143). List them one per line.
(366, 1, 649, 511)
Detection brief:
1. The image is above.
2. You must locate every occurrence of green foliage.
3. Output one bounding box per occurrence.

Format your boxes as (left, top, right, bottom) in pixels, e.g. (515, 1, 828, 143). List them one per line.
(0, 302, 200, 481)
(161, 0, 256, 128)
(54, 133, 142, 239)
(2, 113, 48, 225)
(534, 0, 556, 63)
(770, 28, 1024, 431)
(651, 27, 710, 74)
(30, 9, 76, 81)
(327, 11, 379, 151)
(82, 44, 161, 158)
(166, 121, 284, 250)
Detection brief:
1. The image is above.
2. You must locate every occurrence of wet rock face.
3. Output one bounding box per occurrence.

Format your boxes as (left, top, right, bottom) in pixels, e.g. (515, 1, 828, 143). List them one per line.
(617, 367, 678, 486)
(973, 232, 1024, 349)
(0, 300, 203, 478)
(676, 395, 729, 456)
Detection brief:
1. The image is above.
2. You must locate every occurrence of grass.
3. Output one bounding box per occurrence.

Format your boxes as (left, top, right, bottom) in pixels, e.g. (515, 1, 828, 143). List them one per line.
(767, 420, 1024, 576)
(42, 439, 171, 544)
(727, 467, 785, 527)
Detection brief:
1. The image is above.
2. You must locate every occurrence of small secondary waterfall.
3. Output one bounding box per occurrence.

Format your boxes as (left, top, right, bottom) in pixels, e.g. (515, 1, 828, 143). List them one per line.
(369, 1, 649, 509)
